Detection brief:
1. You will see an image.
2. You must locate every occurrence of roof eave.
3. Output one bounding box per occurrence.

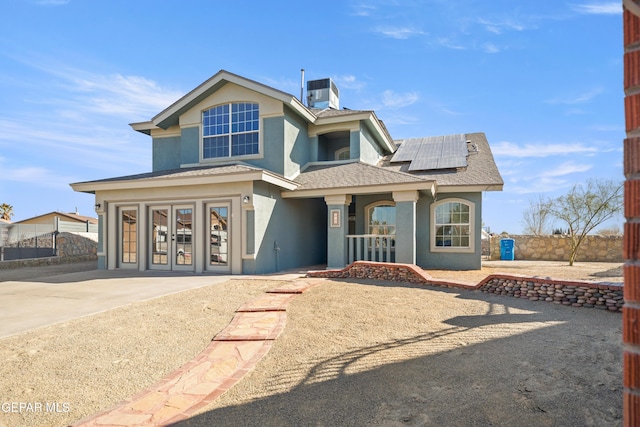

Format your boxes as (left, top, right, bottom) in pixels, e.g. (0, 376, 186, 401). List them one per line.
(70, 169, 298, 194)
(129, 121, 156, 135)
(436, 184, 504, 193)
(151, 70, 316, 130)
(281, 181, 435, 199)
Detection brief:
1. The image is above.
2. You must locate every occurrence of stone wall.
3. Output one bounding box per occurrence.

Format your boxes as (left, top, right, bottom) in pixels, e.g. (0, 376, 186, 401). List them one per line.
(307, 261, 623, 313)
(56, 232, 98, 257)
(0, 232, 98, 269)
(489, 235, 622, 262)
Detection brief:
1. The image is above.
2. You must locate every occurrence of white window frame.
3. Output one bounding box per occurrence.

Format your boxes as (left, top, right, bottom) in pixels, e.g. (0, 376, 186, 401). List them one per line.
(201, 102, 262, 161)
(430, 198, 475, 253)
(335, 147, 350, 160)
(366, 201, 396, 235)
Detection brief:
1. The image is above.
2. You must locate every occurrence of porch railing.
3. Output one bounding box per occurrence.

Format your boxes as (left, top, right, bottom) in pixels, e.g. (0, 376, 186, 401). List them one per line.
(346, 234, 396, 264)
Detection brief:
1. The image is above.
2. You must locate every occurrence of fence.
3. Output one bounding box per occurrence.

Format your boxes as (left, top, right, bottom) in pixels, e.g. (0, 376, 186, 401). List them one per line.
(488, 234, 623, 262)
(0, 219, 98, 261)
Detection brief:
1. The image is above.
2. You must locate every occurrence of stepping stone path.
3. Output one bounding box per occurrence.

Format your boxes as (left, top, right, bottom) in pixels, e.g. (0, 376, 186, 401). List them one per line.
(72, 279, 320, 427)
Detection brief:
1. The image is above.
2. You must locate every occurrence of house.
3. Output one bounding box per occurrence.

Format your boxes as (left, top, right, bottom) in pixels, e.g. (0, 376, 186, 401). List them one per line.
(13, 211, 98, 228)
(71, 70, 503, 274)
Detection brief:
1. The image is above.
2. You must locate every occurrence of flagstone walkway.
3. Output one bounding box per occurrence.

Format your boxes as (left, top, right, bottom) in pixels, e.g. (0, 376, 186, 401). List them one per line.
(71, 279, 321, 427)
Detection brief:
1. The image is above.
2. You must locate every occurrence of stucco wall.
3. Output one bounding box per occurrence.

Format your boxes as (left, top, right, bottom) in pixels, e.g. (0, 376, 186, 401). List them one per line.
(489, 235, 623, 262)
(248, 181, 327, 274)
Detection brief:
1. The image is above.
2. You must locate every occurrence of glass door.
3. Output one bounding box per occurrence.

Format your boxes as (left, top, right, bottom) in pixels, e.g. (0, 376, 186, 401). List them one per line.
(150, 207, 169, 269)
(148, 205, 194, 271)
(173, 206, 193, 270)
(207, 203, 230, 272)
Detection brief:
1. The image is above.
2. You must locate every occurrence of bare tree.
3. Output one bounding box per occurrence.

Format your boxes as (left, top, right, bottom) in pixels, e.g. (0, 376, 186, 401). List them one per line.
(597, 224, 622, 237)
(549, 179, 623, 266)
(521, 195, 553, 235)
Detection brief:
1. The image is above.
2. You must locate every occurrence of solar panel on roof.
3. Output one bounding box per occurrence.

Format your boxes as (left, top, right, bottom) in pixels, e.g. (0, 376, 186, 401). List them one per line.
(390, 138, 422, 162)
(394, 133, 468, 172)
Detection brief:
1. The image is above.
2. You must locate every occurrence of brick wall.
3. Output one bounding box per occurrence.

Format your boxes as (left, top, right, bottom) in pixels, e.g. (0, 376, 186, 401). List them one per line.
(624, 2, 640, 424)
(488, 235, 622, 262)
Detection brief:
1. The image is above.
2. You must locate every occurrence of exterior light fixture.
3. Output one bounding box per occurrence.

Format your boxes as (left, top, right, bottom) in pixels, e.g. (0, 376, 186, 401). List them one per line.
(243, 196, 250, 204)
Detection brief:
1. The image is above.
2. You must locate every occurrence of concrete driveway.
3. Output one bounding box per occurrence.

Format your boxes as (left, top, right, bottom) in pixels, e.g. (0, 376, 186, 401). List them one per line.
(0, 264, 236, 338)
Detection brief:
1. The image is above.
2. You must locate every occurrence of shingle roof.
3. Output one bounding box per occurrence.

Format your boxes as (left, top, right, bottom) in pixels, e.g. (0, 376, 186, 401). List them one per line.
(381, 132, 503, 188)
(293, 161, 428, 191)
(73, 164, 265, 185)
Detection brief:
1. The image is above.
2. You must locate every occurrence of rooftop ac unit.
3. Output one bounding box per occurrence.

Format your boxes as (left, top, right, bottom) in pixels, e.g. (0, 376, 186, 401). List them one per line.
(307, 78, 339, 109)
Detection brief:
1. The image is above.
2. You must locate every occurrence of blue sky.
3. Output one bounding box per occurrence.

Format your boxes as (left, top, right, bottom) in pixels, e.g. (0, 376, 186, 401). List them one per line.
(0, 0, 623, 233)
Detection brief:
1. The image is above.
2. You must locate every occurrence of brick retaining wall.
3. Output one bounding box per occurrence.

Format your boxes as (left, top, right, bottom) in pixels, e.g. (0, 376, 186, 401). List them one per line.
(307, 261, 623, 313)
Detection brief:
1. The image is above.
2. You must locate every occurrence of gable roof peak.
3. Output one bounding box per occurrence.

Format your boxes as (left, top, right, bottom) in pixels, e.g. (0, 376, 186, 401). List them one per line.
(150, 69, 315, 131)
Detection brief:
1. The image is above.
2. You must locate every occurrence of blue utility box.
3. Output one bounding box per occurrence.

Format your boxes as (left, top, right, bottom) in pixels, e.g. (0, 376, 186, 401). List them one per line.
(500, 238, 515, 261)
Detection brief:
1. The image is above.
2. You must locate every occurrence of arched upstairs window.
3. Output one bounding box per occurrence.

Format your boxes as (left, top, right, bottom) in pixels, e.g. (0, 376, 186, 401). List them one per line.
(335, 147, 350, 160)
(431, 198, 475, 253)
(202, 102, 260, 159)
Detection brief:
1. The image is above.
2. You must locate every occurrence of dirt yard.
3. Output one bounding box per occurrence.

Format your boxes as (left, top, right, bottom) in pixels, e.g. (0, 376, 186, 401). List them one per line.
(0, 261, 624, 426)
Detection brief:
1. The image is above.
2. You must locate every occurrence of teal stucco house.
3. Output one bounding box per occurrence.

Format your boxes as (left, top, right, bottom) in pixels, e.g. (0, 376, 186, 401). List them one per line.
(71, 70, 503, 274)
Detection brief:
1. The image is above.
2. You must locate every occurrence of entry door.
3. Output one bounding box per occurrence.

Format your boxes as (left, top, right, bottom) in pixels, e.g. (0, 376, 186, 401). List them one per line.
(206, 203, 230, 272)
(149, 205, 194, 271)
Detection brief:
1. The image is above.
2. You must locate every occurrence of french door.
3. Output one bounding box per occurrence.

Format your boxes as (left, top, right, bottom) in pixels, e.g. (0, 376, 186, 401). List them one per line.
(206, 203, 230, 272)
(149, 205, 194, 271)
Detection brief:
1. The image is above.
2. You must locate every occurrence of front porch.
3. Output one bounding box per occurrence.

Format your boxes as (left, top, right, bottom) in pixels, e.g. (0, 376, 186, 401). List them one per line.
(324, 190, 421, 270)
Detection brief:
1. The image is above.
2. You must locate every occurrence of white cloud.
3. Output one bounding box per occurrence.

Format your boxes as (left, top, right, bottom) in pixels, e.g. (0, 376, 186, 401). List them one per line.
(352, 4, 376, 17)
(381, 90, 419, 109)
(333, 74, 366, 91)
(482, 43, 500, 53)
(375, 26, 426, 39)
(3, 165, 76, 190)
(62, 72, 183, 119)
(571, 2, 622, 15)
(492, 141, 600, 158)
(504, 160, 593, 194)
(436, 38, 466, 50)
(477, 17, 526, 34)
(546, 88, 603, 105)
(537, 161, 593, 177)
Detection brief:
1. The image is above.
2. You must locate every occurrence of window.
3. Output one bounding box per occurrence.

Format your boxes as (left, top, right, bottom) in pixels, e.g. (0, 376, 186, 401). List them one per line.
(368, 202, 396, 236)
(335, 147, 350, 160)
(366, 201, 396, 253)
(431, 199, 474, 252)
(203, 102, 259, 159)
(120, 208, 137, 264)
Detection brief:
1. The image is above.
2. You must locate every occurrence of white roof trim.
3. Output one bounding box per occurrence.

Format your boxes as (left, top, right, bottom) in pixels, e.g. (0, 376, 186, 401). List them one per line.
(151, 70, 315, 129)
(281, 181, 435, 199)
(71, 169, 298, 193)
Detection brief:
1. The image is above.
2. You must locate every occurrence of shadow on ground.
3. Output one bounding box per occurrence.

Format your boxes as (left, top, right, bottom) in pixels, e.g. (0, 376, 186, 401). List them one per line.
(172, 284, 622, 427)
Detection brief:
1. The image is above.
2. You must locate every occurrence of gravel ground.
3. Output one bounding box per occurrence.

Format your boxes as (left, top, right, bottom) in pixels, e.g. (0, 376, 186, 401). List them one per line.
(0, 261, 624, 427)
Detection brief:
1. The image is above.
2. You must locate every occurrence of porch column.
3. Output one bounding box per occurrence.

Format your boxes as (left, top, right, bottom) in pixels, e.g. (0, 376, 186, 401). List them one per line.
(393, 190, 419, 265)
(325, 194, 352, 270)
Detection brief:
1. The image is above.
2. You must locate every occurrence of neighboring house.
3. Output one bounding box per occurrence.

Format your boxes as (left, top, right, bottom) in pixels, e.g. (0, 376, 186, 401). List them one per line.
(0, 218, 10, 247)
(71, 70, 503, 274)
(13, 211, 98, 229)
